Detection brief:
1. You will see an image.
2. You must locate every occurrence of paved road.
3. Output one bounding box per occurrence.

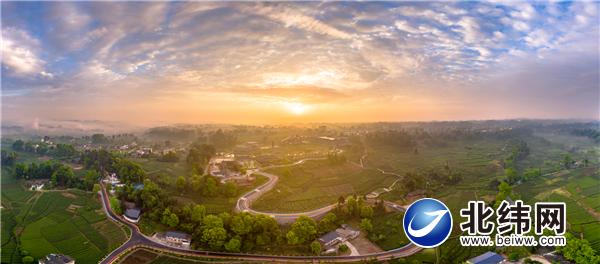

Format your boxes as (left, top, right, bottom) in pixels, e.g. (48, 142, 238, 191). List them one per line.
(98, 157, 421, 263)
(236, 157, 406, 224)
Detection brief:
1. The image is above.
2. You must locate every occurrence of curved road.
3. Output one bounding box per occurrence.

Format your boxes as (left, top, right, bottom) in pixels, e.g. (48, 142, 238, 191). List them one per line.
(99, 157, 421, 263)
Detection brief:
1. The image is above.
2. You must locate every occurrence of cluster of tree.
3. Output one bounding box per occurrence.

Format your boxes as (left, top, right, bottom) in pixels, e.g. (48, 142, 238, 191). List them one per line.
(557, 233, 600, 263)
(494, 181, 515, 208)
(284, 195, 381, 254)
(81, 149, 117, 171)
(186, 175, 238, 197)
(14, 161, 80, 188)
(143, 195, 282, 252)
(113, 159, 146, 184)
(81, 149, 145, 185)
(502, 139, 530, 184)
(145, 126, 200, 142)
(157, 151, 179, 162)
(1, 150, 17, 166)
(504, 139, 529, 169)
(12, 140, 77, 158)
(365, 130, 417, 150)
(91, 133, 109, 144)
(186, 143, 216, 173)
(326, 152, 347, 165)
(209, 129, 237, 150)
(572, 128, 600, 143)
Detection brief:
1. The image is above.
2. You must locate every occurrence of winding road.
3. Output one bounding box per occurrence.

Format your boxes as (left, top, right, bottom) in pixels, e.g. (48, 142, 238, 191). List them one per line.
(98, 157, 421, 263)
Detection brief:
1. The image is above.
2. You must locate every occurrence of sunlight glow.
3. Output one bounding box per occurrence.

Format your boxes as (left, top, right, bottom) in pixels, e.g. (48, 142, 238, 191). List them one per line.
(284, 102, 308, 115)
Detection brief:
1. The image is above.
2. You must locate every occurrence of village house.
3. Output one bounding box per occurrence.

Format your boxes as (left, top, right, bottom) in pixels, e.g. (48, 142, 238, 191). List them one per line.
(317, 225, 360, 252)
(155, 231, 192, 249)
(123, 208, 141, 223)
(467, 251, 506, 264)
(39, 253, 75, 264)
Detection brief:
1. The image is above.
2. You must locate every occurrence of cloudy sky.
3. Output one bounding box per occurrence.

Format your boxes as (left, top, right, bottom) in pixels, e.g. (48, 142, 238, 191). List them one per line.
(2, 1, 599, 126)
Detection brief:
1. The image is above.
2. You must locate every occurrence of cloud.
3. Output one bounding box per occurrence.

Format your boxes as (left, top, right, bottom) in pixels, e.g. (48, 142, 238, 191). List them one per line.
(1, 1, 599, 123)
(227, 85, 351, 104)
(1, 27, 46, 76)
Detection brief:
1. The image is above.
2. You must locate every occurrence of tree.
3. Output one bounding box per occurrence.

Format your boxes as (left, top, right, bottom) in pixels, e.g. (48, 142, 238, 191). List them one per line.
(558, 233, 600, 263)
(186, 143, 216, 172)
(12, 139, 24, 151)
(504, 167, 518, 184)
(202, 227, 227, 250)
(93, 184, 101, 193)
(224, 238, 241, 252)
(109, 196, 122, 214)
(191, 204, 206, 223)
(1, 150, 17, 166)
(338, 196, 345, 205)
(523, 168, 542, 181)
(91, 133, 108, 144)
(176, 176, 187, 192)
(286, 216, 317, 245)
(190, 174, 203, 192)
(158, 151, 179, 162)
(360, 205, 374, 218)
(166, 213, 179, 228)
(310, 241, 322, 255)
(51, 166, 75, 187)
(15, 163, 28, 179)
(114, 159, 146, 184)
(360, 218, 373, 234)
(84, 170, 99, 190)
(203, 177, 218, 197)
(203, 215, 224, 229)
(563, 154, 574, 169)
(222, 181, 238, 197)
(338, 243, 349, 253)
(494, 181, 513, 208)
(231, 213, 254, 236)
(318, 212, 337, 233)
(21, 256, 34, 264)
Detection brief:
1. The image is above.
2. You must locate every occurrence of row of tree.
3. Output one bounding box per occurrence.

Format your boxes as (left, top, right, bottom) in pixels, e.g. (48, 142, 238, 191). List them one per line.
(12, 140, 77, 158)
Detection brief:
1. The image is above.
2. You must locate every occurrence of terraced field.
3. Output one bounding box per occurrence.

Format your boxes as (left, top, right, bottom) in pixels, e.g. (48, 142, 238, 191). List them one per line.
(252, 160, 396, 212)
(1, 186, 128, 263)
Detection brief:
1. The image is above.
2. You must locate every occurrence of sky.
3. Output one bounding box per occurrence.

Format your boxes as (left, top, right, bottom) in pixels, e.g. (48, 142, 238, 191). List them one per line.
(1, 1, 599, 127)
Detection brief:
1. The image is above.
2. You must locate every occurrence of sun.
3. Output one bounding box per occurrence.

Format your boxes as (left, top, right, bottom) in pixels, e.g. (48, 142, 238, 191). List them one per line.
(284, 102, 308, 115)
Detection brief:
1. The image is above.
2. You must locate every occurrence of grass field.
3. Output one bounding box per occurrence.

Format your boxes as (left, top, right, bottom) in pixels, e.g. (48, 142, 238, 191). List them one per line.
(1, 185, 127, 263)
(252, 160, 397, 212)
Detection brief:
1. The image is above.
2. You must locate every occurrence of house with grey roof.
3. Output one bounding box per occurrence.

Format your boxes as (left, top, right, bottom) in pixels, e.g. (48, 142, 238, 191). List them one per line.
(467, 251, 506, 264)
(39, 253, 75, 264)
(124, 208, 141, 223)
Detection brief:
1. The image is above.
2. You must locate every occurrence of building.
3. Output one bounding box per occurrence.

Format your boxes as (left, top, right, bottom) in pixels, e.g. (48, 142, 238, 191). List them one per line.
(467, 251, 506, 264)
(124, 208, 141, 223)
(156, 231, 192, 249)
(318, 231, 343, 248)
(39, 253, 75, 264)
(318, 225, 360, 250)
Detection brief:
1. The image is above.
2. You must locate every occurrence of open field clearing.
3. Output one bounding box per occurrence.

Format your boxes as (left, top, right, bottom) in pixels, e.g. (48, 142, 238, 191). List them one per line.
(1, 186, 127, 263)
(252, 160, 396, 212)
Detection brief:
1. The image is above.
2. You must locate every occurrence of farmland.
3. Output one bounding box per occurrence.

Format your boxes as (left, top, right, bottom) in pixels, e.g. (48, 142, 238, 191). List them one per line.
(1, 184, 127, 263)
(252, 159, 397, 212)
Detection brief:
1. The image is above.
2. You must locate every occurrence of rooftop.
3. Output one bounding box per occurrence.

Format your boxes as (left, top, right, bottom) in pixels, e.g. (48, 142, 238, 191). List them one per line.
(166, 231, 192, 240)
(125, 208, 141, 219)
(318, 231, 341, 244)
(467, 251, 505, 264)
(40, 253, 74, 264)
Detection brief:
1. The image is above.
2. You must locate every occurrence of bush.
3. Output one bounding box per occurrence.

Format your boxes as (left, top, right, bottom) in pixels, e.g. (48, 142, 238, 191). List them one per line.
(22, 256, 34, 264)
(338, 244, 349, 253)
(508, 252, 520, 261)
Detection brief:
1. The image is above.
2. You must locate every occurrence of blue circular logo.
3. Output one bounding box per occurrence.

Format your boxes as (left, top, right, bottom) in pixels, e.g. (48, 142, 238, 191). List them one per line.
(403, 198, 453, 248)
